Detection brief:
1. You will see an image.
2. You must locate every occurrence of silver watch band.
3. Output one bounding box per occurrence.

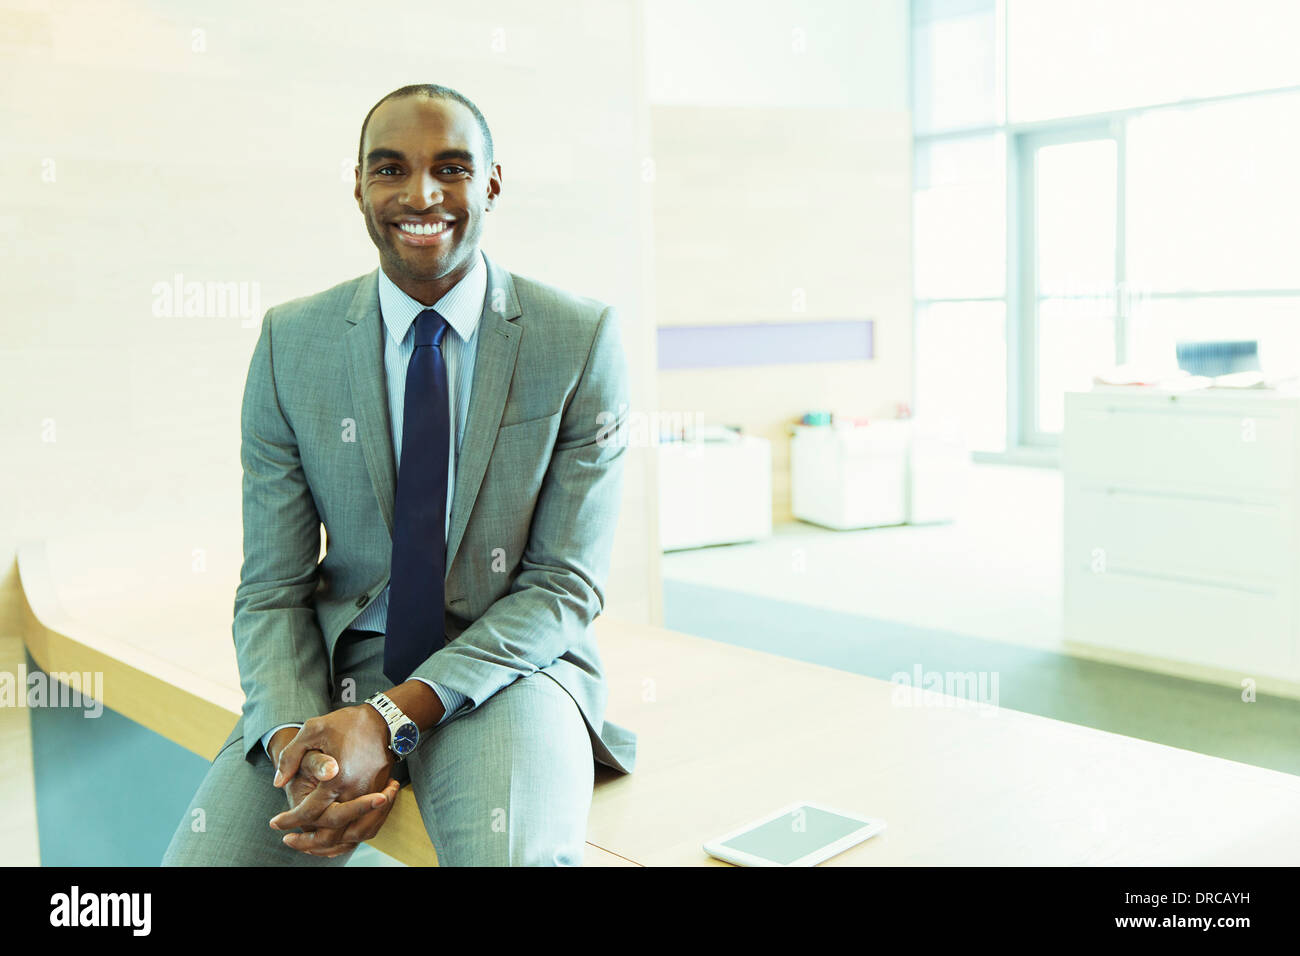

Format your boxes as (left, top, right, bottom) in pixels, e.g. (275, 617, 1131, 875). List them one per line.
(365, 692, 411, 752)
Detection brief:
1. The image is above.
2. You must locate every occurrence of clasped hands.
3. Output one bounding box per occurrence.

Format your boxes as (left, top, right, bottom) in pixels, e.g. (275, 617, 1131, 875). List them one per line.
(267, 705, 402, 859)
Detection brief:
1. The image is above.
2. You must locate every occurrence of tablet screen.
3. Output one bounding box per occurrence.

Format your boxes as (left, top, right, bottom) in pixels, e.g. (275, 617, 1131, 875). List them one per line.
(719, 805, 868, 865)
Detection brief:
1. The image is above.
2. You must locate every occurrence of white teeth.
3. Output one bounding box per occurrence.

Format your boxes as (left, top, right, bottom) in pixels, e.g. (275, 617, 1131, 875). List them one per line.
(398, 222, 449, 236)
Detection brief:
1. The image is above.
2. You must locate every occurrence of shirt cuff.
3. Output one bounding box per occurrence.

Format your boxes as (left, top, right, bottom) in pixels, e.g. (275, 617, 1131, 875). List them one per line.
(260, 723, 303, 759)
(413, 678, 468, 725)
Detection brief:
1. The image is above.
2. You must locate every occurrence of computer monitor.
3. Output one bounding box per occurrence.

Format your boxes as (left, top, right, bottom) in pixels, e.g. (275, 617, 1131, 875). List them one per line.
(1175, 340, 1260, 378)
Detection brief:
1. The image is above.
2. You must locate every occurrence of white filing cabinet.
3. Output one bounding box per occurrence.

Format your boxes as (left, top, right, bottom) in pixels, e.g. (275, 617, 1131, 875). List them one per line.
(1063, 387, 1300, 681)
(657, 435, 772, 551)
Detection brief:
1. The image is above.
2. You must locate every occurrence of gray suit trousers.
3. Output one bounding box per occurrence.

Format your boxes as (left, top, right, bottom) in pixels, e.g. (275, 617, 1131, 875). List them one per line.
(161, 629, 594, 866)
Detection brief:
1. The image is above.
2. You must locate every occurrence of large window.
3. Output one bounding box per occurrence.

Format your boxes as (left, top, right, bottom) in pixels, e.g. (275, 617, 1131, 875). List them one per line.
(912, 0, 1300, 455)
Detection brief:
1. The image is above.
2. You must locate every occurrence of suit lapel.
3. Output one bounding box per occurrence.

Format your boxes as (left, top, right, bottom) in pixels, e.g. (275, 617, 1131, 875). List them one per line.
(343, 270, 396, 533)
(446, 253, 522, 576)
(343, 252, 523, 581)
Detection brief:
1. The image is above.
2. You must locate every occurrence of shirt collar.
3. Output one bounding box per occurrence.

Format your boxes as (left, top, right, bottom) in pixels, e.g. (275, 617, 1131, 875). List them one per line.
(377, 247, 487, 346)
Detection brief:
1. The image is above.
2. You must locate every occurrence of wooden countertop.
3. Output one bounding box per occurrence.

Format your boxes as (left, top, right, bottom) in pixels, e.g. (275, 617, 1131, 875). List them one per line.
(17, 520, 1300, 866)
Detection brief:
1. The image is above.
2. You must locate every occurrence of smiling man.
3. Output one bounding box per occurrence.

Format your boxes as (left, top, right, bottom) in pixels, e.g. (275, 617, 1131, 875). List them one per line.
(161, 84, 637, 867)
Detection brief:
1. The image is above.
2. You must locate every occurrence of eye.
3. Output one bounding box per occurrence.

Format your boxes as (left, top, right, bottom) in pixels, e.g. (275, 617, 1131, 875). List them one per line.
(376, 165, 401, 176)
(438, 165, 468, 176)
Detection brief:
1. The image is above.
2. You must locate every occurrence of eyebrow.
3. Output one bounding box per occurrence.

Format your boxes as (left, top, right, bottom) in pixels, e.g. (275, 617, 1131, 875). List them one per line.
(365, 148, 476, 167)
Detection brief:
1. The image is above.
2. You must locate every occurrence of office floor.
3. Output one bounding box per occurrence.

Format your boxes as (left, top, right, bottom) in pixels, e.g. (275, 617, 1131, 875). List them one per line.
(0, 632, 40, 867)
(660, 462, 1300, 778)
(663, 462, 1064, 652)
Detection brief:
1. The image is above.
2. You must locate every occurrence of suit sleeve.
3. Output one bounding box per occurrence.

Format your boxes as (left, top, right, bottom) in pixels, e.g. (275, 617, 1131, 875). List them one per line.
(233, 310, 335, 763)
(407, 304, 629, 706)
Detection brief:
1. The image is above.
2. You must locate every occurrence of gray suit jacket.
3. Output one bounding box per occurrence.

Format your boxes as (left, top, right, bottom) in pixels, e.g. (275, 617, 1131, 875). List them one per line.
(223, 250, 636, 774)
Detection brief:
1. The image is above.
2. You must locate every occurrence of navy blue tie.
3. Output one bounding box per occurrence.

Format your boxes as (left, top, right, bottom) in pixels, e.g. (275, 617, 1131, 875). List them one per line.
(385, 308, 451, 684)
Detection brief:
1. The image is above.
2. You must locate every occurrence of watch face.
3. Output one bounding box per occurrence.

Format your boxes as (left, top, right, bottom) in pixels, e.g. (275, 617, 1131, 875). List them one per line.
(393, 721, 419, 756)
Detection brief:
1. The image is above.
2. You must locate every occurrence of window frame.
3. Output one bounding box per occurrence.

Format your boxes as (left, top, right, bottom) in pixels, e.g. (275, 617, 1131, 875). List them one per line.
(910, 0, 1300, 464)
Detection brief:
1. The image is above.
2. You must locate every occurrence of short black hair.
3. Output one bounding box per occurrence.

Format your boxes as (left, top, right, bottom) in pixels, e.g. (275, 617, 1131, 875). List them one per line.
(357, 84, 494, 172)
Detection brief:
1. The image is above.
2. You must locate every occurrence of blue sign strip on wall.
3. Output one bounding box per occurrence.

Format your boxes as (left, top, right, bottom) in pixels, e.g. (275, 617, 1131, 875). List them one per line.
(657, 319, 874, 370)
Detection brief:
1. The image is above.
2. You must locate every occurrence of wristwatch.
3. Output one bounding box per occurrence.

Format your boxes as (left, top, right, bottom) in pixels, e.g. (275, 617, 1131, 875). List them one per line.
(364, 691, 420, 759)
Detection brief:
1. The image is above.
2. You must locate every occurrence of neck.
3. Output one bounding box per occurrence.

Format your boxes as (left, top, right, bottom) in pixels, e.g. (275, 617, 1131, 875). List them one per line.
(383, 252, 477, 306)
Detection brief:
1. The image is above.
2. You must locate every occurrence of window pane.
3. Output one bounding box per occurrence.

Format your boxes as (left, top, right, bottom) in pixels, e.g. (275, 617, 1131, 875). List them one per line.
(1035, 138, 1116, 297)
(1127, 91, 1300, 293)
(912, 0, 1000, 134)
(1008, 0, 1300, 123)
(1127, 295, 1300, 378)
(1037, 299, 1115, 434)
(914, 134, 1006, 299)
(915, 300, 1007, 453)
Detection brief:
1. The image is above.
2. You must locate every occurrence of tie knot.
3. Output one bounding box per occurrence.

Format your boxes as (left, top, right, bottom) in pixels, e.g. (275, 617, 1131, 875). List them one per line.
(414, 309, 450, 348)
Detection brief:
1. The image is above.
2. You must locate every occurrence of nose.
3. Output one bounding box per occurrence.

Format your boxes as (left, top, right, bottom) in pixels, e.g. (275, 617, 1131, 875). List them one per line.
(401, 168, 443, 209)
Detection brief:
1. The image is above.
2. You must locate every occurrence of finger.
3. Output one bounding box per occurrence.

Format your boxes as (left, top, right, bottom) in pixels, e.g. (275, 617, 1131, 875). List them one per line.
(292, 787, 393, 831)
(272, 730, 317, 788)
(287, 779, 401, 852)
(269, 780, 341, 831)
(312, 844, 355, 859)
(286, 838, 356, 859)
(282, 827, 357, 856)
(339, 780, 403, 843)
(310, 845, 355, 859)
(280, 781, 321, 824)
(270, 781, 389, 832)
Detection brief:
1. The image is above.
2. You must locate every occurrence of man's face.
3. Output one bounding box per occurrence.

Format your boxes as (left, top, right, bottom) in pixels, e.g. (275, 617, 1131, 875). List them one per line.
(354, 96, 500, 298)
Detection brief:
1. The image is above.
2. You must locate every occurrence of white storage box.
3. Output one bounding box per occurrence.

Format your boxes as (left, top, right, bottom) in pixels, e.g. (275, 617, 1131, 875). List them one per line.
(658, 434, 772, 550)
(790, 422, 910, 530)
(790, 420, 968, 529)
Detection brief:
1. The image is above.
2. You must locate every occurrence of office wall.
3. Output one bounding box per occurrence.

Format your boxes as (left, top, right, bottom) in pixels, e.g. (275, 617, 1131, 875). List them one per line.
(644, 0, 912, 521)
(645, 0, 909, 109)
(0, 0, 660, 621)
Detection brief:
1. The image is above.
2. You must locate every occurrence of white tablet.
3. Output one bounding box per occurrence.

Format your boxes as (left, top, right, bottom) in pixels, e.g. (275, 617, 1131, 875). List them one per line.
(703, 801, 887, 867)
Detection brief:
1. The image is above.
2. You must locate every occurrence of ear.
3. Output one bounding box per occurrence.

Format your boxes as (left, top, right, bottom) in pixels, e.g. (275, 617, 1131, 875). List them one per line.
(484, 163, 503, 211)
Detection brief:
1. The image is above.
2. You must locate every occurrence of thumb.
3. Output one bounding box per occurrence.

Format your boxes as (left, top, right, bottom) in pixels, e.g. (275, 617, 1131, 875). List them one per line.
(302, 750, 339, 782)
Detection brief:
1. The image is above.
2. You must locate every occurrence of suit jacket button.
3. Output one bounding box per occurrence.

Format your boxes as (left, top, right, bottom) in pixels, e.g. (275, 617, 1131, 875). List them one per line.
(356, 594, 369, 608)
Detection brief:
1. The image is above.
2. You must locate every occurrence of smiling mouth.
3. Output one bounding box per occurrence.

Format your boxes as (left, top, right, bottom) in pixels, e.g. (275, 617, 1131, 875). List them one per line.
(393, 220, 456, 246)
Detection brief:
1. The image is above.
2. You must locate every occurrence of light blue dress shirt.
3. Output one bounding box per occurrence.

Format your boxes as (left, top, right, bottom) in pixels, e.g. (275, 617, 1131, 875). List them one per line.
(261, 249, 487, 758)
